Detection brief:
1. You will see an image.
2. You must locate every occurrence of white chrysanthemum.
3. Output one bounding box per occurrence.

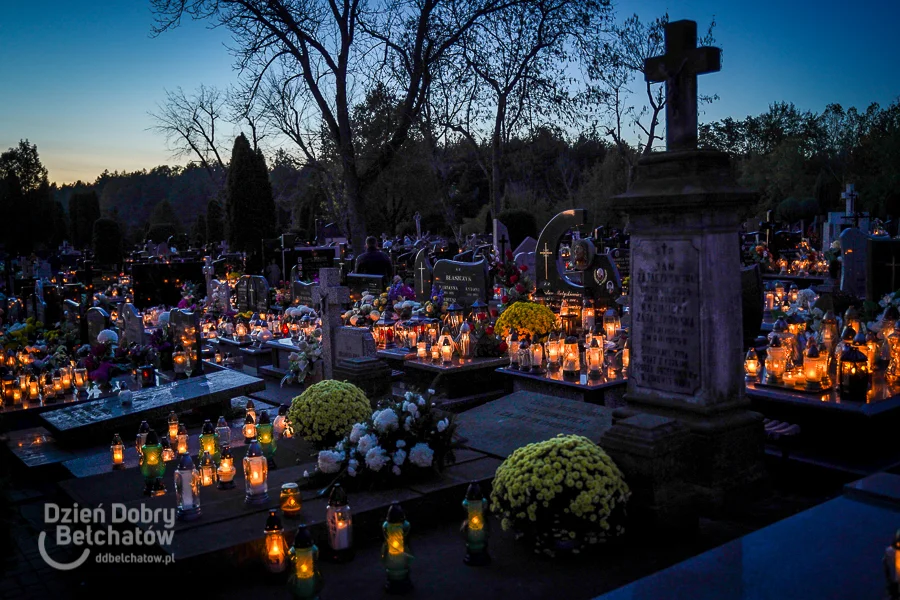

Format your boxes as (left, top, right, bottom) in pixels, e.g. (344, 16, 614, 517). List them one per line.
(365, 446, 388, 472)
(349, 423, 367, 444)
(396, 440, 406, 448)
(317, 450, 344, 474)
(373, 409, 400, 433)
(403, 416, 413, 431)
(392, 465, 401, 476)
(393, 449, 407, 466)
(408, 443, 434, 468)
(403, 401, 418, 417)
(417, 395, 426, 406)
(357, 433, 378, 455)
(437, 418, 449, 433)
(97, 329, 118, 345)
(404, 391, 416, 402)
(348, 466, 357, 477)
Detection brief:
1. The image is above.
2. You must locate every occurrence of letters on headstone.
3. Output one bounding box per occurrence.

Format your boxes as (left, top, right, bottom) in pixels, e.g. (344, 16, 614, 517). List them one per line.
(288, 247, 336, 282)
(631, 239, 701, 396)
(413, 248, 433, 302)
(609, 247, 630, 281)
(86, 307, 110, 344)
(839, 227, 868, 298)
(346, 273, 385, 303)
(866, 238, 900, 301)
(432, 258, 489, 307)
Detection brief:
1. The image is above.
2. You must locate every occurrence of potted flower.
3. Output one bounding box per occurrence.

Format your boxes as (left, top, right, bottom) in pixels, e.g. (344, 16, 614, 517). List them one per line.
(280, 331, 324, 387)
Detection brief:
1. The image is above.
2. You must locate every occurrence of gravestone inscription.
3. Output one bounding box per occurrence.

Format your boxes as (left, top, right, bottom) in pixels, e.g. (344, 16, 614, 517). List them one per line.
(292, 280, 315, 307)
(432, 258, 489, 307)
(455, 391, 613, 459)
(346, 273, 385, 303)
(631, 239, 701, 396)
(335, 327, 377, 360)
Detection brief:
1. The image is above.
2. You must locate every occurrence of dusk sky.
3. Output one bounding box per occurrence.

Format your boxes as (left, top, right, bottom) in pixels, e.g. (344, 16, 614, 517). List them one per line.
(0, 0, 897, 185)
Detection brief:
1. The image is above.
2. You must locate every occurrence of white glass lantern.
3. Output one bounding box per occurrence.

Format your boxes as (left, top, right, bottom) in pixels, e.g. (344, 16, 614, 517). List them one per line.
(602, 308, 620, 340)
(507, 329, 520, 369)
(199, 451, 216, 487)
(176, 424, 189, 455)
(175, 452, 201, 521)
(456, 321, 473, 359)
(215, 415, 231, 447)
(326, 484, 353, 559)
(243, 440, 269, 504)
(167, 411, 179, 443)
(588, 338, 602, 379)
(243, 413, 257, 443)
(216, 445, 236, 489)
(562, 336, 580, 380)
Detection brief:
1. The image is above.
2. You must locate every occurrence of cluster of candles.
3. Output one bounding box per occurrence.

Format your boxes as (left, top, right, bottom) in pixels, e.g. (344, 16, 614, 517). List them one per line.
(507, 328, 629, 381)
(1, 362, 88, 406)
(116, 400, 296, 517)
(764, 281, 819, 313)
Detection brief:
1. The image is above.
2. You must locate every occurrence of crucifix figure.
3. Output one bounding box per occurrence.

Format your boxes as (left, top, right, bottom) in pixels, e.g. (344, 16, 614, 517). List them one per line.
(644, 20, 721, 152)
(539, 243, 553, 281)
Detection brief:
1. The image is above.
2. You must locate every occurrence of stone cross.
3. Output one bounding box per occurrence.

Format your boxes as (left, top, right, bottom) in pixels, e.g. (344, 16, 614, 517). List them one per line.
(644, 20, 721, 152)
(539, 242, 553, 283)
(311, 268, 350, 380)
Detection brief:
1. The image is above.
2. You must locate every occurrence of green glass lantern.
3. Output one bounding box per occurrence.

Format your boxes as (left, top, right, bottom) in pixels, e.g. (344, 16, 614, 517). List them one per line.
(140, 429, 166, 497)
(382, 502, 412, 593)
(462, 482, 490, 566)
(174, 451, 201, 521)
(198, 419, 220, 463)
(257, 411, 277, 469)
(288, 524, 322, 599)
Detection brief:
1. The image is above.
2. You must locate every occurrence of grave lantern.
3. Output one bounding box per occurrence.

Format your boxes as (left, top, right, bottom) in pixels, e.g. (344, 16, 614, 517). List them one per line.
(836, 325, 857, 376)
(518, 337, 532, 371)
(446, 302, 465, 334)
(174, 451, 202, 521)
(838, 345, 869, 401)
(602, 308, 620, 340)
(243, 439, 269, 504)
(140, 430, 167, 497)
(263, 509, 287, 574)
(881, 306, 900, 340)
(456, 321, 473, 359)
(789, 283, 799, 304)
(844, 306, 863, 336)
(11, 387, 21, 403)
(622, 337, 631, 374)
(199, 419, 220, 463)
(382, 502, 412, 593)
(176, 423, 189, 455)
(246, 398, 257, 422)
(214, 350, 223, 364)
(289, 321, 301, 340)
(408, 313, 430, 341)
(559, 302, 578, 337)
(283, 414, 295, 439)
(167, 411, 179, 443)
(18, 374, 27, 392)
(61, 369, 72, 390)
(257, 411, 277, 468)
(160, 435, 175, 462)
(463, 482, 490, 566)
(786, 314, 806, 336)
(140, 366, 156, 388)
(507, 329, 520, 369)
(764, 289, 776, 311)
(545, 331, 560, 370)
(300, 315, 315, 338)
(437, 325, 455, 351)
(136, 420, 151, 453)
(243, 413, 257, 443)
(865, 331, 879, 372)
(172, 345, 187, 375)
(471, 300, 489, 322)
(774, 281, 785, 304)
(280, 482, 302, 517)
(430, 343, 440, 363)
(426, 318, 441, 345)
(764, 337, 787, 383)
(326, 484, 353, 561)
(588, 337, 603, 380)
(199, 451, 216, 487)
(110, 433, 125, 469)
(803, 340, 827, 391)
(441, 337, 453, 364)
(744, 348, 760, 381)
(887, 323, 900, 382)
(884, 530, 900, 598)
(235, 321, 249, 340)
(373, 311, 397, 350)
(582, 297, 596, 333)
(530, 343, 543, 373)
(288, 525, 321, 599)
(216, 445, 236, 489)
(273, 404, 289, 438)
(820, 310, 839, 355)
(562, 336, 581, 381)
(28, 379, 39, 400)
(215, 415, 231, 447)
(416, 340, 428, 360)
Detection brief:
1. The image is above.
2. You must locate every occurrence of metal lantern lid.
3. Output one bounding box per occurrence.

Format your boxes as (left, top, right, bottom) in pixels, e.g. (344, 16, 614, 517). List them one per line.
(144, 429, 160, 446)
(470, 300, 488, 311)
(823, 310, 837, 324)
(459, 321, 472, 334)
(447, 302, 464, 314)
(548, 331, 558, 343)
(844, 306, 860, 321)
(789, 282, 799, 291)
(328, 483, 348, 506)
(293, 524, 315, 549)
(806, 341, 820, 358)
(841, 325, 857, 341)
(565, 335, 578, 345)
(853, 330, 868, 346)
(745, 347, 758, 361)
(178, 423, 188, 435)
(200, 451, 214, 467)
(509, 328, 519, 342)
(175, 450, 194, 470)
(245, 413, 255, 425)
(773, 317, 788, 332)
(278, 404, 289, 416)
(201, 419, 215, 435)
(220, 445, 233, 460)
(160, 435, 171, 450)
(138, 420, 151, 434)
(465, 482, 483, 501)
(866, 331, 878, 343)
(840, 345, 867, 365)
(258, 411, 271, 425)
(264, 509, 283, 533)
(246, 399, 255, 410)
(246, 439, 263, 457)
(112, 433, 123, 445)
(386, 502, 406, 524)
(768, 335, 782, 348)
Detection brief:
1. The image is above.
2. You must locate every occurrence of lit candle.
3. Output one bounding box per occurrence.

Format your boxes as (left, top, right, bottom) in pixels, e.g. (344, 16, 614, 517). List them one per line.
(12, 388, 22, 403)
(176, 424, 188, 455)
(280, 482, 302, 517)
(417, 341, 427, 360)
(431, 345, 440, 363)
(110, 433, 125, 469)
(441, 339, 453, 364)
(29, 381, 39, 399)
(264, 510, 287, 574)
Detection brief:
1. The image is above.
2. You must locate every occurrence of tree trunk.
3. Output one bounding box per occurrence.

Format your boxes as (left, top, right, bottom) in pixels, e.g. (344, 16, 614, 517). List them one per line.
(343, 166, 367, 258)
(491, 98, 507, 216)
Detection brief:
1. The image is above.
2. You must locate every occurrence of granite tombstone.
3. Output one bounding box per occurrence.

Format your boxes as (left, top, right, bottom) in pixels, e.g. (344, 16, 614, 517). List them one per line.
(120, 303, 145, 347)
(292, 280, 315, 308)
(86, 307, 109, 344)
(866, 238, 900, 301)
(432, 257, 489, 307)
(170, 309, 203, 375)
(233, 275, 269, 313)
(839, 227, 868, 298)
(413, 248, 433, 302)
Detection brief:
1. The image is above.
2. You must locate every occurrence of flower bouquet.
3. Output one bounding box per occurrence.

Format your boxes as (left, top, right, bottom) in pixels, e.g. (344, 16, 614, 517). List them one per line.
(280, 332, 324, 387)
(472, 318, 507, 358)
(492, 249, 533, 304)
(419, 285, 447, 320)
(177, 281, 198, 311)
(310, 391, 457, 490)
(491, 434, 630, 556)
(494, 301, 557, 341)
(342, 295, 383, 327)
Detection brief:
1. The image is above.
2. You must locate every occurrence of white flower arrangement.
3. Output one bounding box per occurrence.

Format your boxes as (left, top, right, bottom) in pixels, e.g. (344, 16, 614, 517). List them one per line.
(318, 450, 344, 474)
(357, 433, 378, 455)
(408, 443, 434, 468)
(349, 423, 367, 444)
(365, 446, 388, 471)
(373, 408, 400, 433)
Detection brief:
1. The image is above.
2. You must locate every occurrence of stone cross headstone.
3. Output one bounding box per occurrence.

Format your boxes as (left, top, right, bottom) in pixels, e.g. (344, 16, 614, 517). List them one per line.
(86, 307, 109, 344)
(866, 238, 900, 300)
(413, 248, 433, 302)
(644, 19, 721, 152)
(432, 257, 489, 307)
(120, 303, 145, 347)
(311, 268, 350, 380)
(611, 20, 764, 501)
(839, 227, 868, 298)
(170, 308, 203, 375)
(493, 219, 510, 257)
(202, 256, 215, 297)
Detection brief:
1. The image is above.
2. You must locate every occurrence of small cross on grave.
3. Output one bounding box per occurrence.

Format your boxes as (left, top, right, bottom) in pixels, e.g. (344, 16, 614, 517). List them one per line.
(644, 20, 721, 151)
(841, 184, 864, 229)
(887, 255, 900, 291)
(418, 262, 427, 291)
(539, 243, 553, 281)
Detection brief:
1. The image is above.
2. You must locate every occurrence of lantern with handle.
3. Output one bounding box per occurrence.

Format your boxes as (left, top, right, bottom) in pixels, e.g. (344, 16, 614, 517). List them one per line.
(803, 340, 827, 391)
(140, 430, 166, 497)
(198, 419, 220, 463)
(110, 433, 125, 470)
(216, 445, 236, 489)
(744, 348, 760, 381)
(838, 345, 869, 402)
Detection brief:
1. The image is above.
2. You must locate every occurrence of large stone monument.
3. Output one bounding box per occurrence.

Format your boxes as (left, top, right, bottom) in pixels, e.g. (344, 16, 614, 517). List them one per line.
(609, 20, 765, 506)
